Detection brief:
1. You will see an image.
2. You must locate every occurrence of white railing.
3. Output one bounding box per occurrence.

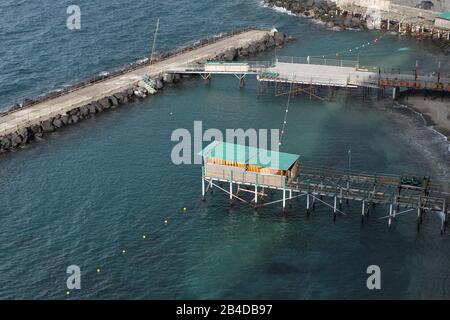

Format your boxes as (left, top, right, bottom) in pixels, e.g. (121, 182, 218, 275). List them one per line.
(276, 56, 359, 68)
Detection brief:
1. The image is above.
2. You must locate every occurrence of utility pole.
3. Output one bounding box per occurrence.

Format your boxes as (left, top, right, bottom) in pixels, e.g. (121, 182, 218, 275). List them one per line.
(150, 17, 160, 65)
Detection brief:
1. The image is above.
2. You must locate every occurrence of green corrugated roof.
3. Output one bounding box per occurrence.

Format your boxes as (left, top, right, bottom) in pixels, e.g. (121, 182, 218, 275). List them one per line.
(437, 12, 450, 20)
(199, 141, 299, 171)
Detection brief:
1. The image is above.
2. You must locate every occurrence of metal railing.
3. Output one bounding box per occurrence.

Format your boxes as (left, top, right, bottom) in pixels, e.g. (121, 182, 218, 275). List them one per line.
(276, 56, 359, 68)
(0, 27, 262, 117)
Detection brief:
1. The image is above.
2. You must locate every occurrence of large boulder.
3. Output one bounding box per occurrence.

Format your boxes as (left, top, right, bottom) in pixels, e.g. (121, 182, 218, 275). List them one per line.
(42, 119, 55, 132)
(18, 127, 33, 143)
(71, 115, 80, 123)
(10, 132, 23, 148)
(99, 97, 111, 109)
(0, 136, 11, 149)
(93, 102, 103, 113)
(273, 32, 286, 46)
(80, 105, 90, 117)
(87, 103, 97, 114)
(61, 115, 69, 125)
(222, 49, 238, 61)
(53, 118, 63, 128)
(30, 124, 43, 137)
(109, 95, 119, 107)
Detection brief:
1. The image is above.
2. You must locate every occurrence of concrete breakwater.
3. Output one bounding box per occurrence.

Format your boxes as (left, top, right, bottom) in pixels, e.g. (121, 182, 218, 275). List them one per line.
(0, 29, 289, 154)
(264, 0, 450, 49)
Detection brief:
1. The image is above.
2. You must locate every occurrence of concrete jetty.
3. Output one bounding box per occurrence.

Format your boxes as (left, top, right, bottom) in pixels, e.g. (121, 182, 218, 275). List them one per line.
(0, 29, 288, 152)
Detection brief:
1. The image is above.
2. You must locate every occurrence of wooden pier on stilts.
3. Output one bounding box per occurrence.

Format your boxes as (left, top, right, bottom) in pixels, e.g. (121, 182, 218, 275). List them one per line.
(199, 141, 450, 235)
(168, 56, 450, 99)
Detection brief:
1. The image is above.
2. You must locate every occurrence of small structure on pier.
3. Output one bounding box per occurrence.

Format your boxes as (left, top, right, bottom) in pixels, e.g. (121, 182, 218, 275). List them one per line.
(199, 141, 449, 235)
(200, 141, 300, 207)
(435, 12, 450, 30)
(204, 62, 250, 73)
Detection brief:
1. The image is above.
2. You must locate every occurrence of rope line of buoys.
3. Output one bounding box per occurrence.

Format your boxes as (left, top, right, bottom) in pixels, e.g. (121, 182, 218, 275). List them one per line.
(65, 206, 191, 298)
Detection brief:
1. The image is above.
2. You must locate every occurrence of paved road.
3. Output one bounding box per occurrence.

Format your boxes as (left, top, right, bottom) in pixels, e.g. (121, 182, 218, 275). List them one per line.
(0, 29, 270, 135)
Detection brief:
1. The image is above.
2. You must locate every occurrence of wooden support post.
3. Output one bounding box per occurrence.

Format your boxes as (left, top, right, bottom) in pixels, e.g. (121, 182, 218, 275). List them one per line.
(254, 174, 258, 207)
(440, 211, 446, 235)
(306, 193, 310, 217)
(333, 196, 337, 223)
(417, 207, 421, 232)
(289, 189, 292, 208)
(388, 204, 393, 228)
(361, 200, 365, 224)
(229, 172, 233, 204)
(201, 166, 205, 201)
(441, 199, 447, 235)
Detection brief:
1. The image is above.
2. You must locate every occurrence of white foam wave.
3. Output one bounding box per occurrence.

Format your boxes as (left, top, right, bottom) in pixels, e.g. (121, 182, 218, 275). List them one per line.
(394, 101, 450, 153)
(260, 1, 296, 16)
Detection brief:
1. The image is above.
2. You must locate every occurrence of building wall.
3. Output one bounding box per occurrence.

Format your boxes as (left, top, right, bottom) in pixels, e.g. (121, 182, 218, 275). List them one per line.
(435, 17, 450, 29)
(335, 0, 391, 11)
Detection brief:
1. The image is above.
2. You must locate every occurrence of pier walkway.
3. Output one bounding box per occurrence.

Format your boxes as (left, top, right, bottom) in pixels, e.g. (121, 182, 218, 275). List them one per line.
(169, 56, 450, 94)
(0, 29, 271, 136)
(262, 56, 450, 91)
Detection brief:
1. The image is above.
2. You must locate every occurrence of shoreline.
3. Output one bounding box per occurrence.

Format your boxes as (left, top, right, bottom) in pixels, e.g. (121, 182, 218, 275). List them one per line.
(398, 92, 450, 142)
(262, 0, 450, 52)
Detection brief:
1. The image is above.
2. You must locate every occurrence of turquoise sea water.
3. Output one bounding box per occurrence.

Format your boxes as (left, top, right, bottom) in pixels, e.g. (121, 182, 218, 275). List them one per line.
(0, 0, 449, 299)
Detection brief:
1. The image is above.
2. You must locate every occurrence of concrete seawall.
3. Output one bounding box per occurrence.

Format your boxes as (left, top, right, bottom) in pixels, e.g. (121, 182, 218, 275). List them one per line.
(0, 29, 290, 153)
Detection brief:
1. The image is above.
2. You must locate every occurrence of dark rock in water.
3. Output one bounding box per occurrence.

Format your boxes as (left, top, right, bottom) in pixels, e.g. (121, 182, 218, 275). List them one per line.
(42, 119, 55, 132)
(274, 32, 286, 46)
(30, 124, 42, 136)
(266, 262, 300, 275)
(68, 108, 80, 116)
(18, 127, 32, 143)
(114, 93, 126, 104)
(80, 105, 90, 117)
(10, 132, 23, 148)
(53, 118, 63, 128)
(222, 48, 238, 61)
(88, 103, 97, 114)
(0, 136, 12, 149)
(94, 102, 103, 113)
(61, 115, 69, 125)
(71, 115, 80, 123)
(99, 97, 111, 109)
(109, 95, 119, 107)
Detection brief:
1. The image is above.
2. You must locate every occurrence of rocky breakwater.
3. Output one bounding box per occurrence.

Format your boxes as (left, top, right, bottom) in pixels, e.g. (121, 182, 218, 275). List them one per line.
(264, 0, 367, 31)
(0, 88, 147, 152)
(0, 30, 289, 154)
(211, 31, 292, 61)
